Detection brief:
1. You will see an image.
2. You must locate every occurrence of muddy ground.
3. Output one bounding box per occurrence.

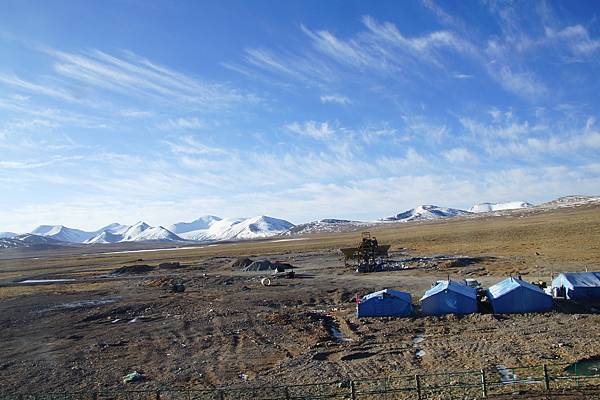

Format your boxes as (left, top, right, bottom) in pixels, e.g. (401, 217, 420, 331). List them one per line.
(1, 206, 600, 398)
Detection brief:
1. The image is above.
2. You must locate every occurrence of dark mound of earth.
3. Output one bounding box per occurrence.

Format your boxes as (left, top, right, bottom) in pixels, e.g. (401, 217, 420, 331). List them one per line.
(112, 264, 155, 275)
(228, 257, 254, 270)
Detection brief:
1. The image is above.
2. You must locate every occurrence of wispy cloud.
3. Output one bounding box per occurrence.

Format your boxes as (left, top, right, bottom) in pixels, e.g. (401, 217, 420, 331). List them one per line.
(164, 135, 229, 155)
(320, 94, 352, 105)
(158, 117, 206, 130)
(0, 47, 260, 111)
(286, 120, 335, 140)
(443, 147, 477, 163)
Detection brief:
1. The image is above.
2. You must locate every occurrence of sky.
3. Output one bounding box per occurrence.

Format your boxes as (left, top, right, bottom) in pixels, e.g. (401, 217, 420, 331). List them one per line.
(1, 0, 600, 232)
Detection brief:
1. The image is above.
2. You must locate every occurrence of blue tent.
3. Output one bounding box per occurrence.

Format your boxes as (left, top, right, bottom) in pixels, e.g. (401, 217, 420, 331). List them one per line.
(487, 277, 552, 314)
(551, 272, 600, 300)
(357, 289, 412, 317)
(420, 280, 478, 316)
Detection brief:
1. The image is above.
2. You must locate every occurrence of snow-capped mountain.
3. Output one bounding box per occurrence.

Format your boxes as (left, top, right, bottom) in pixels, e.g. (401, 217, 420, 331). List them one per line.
(97, 223, 130, 235)
(469, 201, 533, 213)
(131, 226, 181, 241)
(86, 222, 182, 243)
(382, 205, 471, 222)
(0, 232, 16, 239)
(167, 215, 221, 234)
(85, 230, 124, 244)
(538, 195, 600, 209)
(0, 234, 69, 249)
(180, 215, 294, 241)
(31, 225, 96, 243)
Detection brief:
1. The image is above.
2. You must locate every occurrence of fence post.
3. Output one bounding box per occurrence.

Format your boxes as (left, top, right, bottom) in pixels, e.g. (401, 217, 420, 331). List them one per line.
(480, 369, 487, 398)
(155, 389, 161, 400)
(415, 374, 422, 400)
(92, 391, 98, 400)
(543, 364, 550, 391)
(284, 386, 290, 400)
(219, 389, 225, 400)
(350, 380, 356, 400)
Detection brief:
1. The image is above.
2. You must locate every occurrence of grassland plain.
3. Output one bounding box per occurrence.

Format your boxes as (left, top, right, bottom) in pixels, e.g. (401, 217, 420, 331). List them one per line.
(0, 204, 599, 397)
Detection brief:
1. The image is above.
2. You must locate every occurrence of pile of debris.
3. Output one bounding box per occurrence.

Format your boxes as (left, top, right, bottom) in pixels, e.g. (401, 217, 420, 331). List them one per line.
(230, 257, 294, 272)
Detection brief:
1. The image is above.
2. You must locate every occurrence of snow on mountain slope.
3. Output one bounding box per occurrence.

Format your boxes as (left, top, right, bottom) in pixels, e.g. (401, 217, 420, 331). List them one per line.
(119, 222, 152, 242)
(0, 232, 17, 239)
(382, 205, 471, 222)
(30, 225, 95, 243)
(87, 222, 182, 243)
(96, 223, 130, 235)
(0, 234, 70, 249)
(469, 201, 533, 213)
(133, 226, 182, 241)
(286, 219, 371, 236)
(86, 230, 123, 244)
(537, 195, 600, 209)
(181, 216, 294, 241)
(167, 216, 221, 234)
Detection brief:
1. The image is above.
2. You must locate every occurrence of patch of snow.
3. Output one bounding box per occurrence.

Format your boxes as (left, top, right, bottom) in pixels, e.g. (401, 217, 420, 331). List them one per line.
(469, 201, 533, 213)
(167, 216, 221, 234)
(181, 215, 294, 241)
(382, 205, 471, 222)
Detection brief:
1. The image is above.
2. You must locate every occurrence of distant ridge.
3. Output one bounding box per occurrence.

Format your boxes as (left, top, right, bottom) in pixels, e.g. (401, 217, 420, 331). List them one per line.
(382, 205, 471, 222)
(3, 195, 600, 246)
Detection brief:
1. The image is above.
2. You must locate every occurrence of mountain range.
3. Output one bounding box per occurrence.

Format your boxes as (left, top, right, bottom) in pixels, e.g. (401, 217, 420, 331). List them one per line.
(3, 196, 598, 247)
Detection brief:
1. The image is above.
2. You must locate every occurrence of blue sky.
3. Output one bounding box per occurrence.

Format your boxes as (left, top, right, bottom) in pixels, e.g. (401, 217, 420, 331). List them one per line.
(1, 0, 600, 232)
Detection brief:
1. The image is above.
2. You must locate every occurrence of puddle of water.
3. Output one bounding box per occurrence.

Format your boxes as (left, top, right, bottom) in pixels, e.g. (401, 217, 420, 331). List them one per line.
(37, 298, 119, 313)
(416, 349, 426, 358)
(565, 357, 600, 376)
(20, 279, 76, 284)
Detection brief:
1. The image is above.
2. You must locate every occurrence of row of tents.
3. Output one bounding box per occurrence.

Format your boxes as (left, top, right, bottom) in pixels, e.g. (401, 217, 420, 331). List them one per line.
(357, 272, 600, 318)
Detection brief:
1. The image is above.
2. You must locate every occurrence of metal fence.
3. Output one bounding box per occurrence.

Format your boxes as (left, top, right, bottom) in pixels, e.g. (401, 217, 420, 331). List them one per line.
(4, 362, 600, 400)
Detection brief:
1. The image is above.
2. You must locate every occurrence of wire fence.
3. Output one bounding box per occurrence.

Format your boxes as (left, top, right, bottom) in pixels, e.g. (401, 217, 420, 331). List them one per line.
(3, 362, 600, 400)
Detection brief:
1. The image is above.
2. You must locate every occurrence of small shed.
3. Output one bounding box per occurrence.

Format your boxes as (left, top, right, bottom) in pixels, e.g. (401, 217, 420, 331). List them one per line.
(357, 289, 412, 318)
(551, 272, 600, 300)
(420, 280, 478, 316)
(487, 277, 552, 314)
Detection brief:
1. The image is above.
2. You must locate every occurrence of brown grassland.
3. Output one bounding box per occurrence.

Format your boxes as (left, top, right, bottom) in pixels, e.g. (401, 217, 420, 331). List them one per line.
(0, 204, 599, 398)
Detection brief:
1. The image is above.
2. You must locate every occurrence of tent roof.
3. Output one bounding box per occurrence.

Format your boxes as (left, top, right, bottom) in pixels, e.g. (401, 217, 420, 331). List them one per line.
(487, 277, 544, 299)
(558, 272, 600, 287)
(421, 280, 477, 300)
(362, 289, 411, 303)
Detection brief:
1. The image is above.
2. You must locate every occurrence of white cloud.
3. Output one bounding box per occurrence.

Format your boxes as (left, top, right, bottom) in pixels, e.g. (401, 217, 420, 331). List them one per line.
(453, 73, 473, 79)
(33, 48, 259, 110)
(165, 136, 228, 155)
(158, 117, 206, 130)
(320, 94, 352, 105)
(443, 147, 477, 163)
(286, 121, 335, 140)
(495, 65, 547, 98)
(545, 25, 600, 56)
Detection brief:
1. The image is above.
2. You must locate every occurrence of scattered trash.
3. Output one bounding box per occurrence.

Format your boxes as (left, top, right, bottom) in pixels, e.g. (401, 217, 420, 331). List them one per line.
(170, 283, 185, 293)
(122, 371, 145, 384)
(239, 373, 249, 381)
(261, 278, 272, 286)
(412, 334, 425, 344)
(338, 380, 351, 388)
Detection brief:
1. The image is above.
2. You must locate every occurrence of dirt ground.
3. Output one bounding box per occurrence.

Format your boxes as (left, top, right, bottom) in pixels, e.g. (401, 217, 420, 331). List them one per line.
(1, 205, 600, 397)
